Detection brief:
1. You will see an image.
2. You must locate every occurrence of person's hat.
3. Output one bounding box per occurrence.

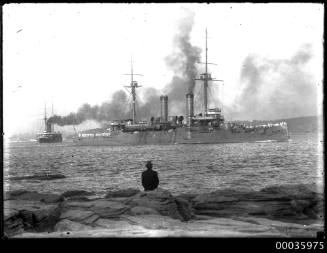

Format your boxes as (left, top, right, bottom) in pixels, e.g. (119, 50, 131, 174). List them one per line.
(146, 160, 152, 166)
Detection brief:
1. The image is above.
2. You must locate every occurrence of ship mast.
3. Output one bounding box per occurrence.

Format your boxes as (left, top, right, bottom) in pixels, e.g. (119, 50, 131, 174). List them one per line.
(196, 28, 223, 116)
(124, 58, 142, 124)
(51, 102, 54, 132)
(44, 103, 47, 132)
(204, 28, 208, 115)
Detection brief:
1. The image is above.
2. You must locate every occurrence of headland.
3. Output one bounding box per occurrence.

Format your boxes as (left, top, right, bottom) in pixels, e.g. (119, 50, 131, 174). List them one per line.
(4, 184, 323, 237)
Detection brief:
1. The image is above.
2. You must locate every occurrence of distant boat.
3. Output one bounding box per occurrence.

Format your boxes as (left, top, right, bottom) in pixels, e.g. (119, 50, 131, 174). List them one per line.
(36, 104, 62, 143)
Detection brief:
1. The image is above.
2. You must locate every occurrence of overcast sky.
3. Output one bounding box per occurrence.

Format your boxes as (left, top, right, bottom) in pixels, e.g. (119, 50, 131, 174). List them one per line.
(3, 3, 323, 137)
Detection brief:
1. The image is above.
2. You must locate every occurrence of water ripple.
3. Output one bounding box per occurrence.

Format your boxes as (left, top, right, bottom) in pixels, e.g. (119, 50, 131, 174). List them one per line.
(4, 133, 323, 196)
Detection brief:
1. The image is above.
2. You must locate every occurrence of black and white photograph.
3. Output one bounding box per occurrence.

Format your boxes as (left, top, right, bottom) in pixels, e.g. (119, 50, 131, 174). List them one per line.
(2, 3, 324, 240)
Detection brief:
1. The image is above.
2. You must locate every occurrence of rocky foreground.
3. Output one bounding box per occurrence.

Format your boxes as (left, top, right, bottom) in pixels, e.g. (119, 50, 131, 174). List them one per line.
(4, 184, 324, 237)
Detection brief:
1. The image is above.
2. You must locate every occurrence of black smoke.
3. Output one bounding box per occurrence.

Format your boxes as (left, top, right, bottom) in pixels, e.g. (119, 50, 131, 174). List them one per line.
(135, 9, 201, 117)
(223, 44, 319, 121)
(136, 87, 161, 120)
(47, 113, 85, 126)
(47, 90, 130, 125)
(48, 9, 201, 126)
(165, 10, 201, 94)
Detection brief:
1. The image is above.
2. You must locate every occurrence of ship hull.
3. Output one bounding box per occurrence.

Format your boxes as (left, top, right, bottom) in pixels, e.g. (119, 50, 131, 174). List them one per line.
(73, 125, 289, 146)
(37, 133, 63, 143)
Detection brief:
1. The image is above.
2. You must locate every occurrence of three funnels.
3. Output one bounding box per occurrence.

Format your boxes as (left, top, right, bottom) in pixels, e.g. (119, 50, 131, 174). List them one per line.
(186, 93, 194, 127)
(160, 95, 168, 122)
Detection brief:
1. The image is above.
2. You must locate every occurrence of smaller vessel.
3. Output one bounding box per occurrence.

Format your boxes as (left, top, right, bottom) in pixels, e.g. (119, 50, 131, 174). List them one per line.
(36, 104, 62, 143)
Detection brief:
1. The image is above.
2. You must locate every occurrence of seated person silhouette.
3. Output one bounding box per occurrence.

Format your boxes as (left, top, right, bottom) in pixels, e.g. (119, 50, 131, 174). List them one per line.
(142, 161, 159, 191)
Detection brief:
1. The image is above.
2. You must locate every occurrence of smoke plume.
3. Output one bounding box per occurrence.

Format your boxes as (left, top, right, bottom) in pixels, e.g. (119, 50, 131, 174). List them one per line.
(135, 9, 201, 117)
(48, 9, 201, 126)
(165, 11, 201, 94)
(47, 90, 130, 125)
(223, 44, 319, 121)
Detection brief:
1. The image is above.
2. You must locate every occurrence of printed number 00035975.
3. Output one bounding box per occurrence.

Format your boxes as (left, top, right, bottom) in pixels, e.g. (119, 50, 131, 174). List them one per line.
(276, 241, 324, 250)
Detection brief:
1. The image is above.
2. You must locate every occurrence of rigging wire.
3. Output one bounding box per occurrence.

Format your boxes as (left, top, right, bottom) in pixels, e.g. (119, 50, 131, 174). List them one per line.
(193, 83, 203, 115)
(124, 86, 145, 123)
(134, 92, 145, 122)
(207, 84, 216, 108)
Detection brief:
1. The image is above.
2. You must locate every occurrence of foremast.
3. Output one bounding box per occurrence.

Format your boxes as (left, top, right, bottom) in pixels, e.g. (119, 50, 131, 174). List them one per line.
(43, 103, 48, 132)
(124, 58, 142, 124)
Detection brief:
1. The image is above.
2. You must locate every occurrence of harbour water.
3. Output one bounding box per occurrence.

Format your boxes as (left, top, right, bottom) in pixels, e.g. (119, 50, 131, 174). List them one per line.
(3, 132, 324, 197)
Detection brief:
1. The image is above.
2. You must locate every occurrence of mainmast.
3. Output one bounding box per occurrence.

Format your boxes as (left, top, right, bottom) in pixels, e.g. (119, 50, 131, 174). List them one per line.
(204, 28, 208, 115)
(196, 28, 223, 115)
(44, 103, 47, 132)
(51, 102, 54, 132)
(124, 58, 142, 124)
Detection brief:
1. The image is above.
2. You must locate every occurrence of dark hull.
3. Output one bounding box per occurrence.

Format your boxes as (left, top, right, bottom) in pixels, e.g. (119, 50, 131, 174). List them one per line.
(37, 134, 63, 143)
(73, 125, 289, 146)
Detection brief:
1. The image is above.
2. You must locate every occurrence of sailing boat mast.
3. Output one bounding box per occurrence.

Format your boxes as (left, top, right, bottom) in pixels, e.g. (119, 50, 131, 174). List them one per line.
(124, 58, 142, 124)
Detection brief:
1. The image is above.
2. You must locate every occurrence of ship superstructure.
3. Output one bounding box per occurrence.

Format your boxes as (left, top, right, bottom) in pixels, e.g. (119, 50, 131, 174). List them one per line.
(36, 104, 62, 143)
(73, 30, 289, 146)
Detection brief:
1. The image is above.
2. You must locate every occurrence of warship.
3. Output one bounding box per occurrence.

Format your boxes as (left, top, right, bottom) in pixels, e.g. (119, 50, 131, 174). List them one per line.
(73, 30, 289, 146)
(36, 104, 63, 143)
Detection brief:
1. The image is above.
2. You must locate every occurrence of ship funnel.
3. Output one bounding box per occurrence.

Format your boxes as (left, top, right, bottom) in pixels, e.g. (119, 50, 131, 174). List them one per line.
(160, 95, 168, 122)
(46, 121, 52, 133)
(186, 93, 194, 127)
